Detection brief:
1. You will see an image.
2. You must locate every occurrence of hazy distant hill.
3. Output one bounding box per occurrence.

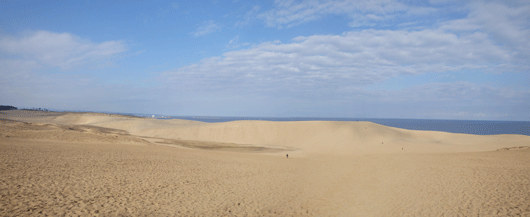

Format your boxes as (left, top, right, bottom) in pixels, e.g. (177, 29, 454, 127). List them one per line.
(0, 105, 17, 111)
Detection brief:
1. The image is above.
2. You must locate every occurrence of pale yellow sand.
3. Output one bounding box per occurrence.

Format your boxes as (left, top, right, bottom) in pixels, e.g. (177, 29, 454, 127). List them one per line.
(1, 110, 530, 216)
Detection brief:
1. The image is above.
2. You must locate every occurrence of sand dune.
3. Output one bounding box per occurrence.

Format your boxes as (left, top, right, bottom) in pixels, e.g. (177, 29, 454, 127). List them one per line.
(4, 110, 529, 155)
(133, 120, 530, 155)
(1, 110, 530, 216)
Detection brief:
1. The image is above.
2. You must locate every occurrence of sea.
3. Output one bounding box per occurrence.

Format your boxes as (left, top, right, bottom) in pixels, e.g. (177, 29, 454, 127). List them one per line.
(155, 116, 530, 136)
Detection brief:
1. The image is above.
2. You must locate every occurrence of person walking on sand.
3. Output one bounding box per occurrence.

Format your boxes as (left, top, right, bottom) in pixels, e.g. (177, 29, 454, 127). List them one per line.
(286, 154, 289, 159)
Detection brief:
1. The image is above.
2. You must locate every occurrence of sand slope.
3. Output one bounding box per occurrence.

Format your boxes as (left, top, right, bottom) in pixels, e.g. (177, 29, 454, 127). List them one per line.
(1, 110, 530, 216)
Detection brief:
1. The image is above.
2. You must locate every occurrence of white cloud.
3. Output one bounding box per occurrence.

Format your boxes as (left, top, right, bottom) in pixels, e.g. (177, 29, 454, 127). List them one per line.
(0, 31, 127, 70)
(160, 28, 513, 95)
(228, 35, 239, 45)
(247, 0, 429, 28)
(192, 20, 221, 37)
(439, 1, 530, 60)
(226, 35, 250, 49)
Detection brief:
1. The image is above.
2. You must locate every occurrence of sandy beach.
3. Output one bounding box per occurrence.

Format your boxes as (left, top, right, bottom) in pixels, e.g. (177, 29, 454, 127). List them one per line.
(1, 110, 530, 216)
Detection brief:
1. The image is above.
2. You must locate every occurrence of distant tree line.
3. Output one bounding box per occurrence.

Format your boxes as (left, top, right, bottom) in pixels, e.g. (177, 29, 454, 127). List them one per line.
(0, 105, 56, 112)
(23, 107, 52, 112)
(0, 105, 17, 111)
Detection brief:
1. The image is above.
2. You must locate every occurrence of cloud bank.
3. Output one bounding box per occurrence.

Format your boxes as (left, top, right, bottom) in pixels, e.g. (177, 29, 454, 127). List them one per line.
(160, 28, 518, 93)
(156, 1, 530, 119)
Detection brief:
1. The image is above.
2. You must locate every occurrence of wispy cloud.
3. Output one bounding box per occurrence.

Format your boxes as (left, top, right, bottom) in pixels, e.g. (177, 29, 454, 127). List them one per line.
(192, 20, 221, 37)
(226, 35, 250, 49)
(0, 30, 127, 70)
(131, 49, 146, 55)
(245, 0, 436, 28)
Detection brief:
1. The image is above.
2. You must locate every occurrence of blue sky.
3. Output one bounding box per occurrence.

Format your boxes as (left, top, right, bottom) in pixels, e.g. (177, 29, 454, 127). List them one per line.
(1, 0, 529, 120)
